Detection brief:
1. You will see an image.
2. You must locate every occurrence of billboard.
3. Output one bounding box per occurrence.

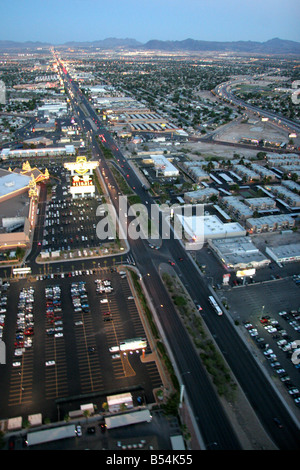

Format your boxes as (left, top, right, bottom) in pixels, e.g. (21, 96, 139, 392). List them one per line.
(119, 337, 147, 352)
(236, 268, 256, 278)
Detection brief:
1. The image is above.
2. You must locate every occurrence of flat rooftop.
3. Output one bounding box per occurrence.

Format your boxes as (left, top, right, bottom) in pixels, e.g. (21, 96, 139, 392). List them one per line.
(176, 214, 246, 241)
(267, 243, 300, 259)
(210, 237, 269, 266)
(0, 192, 30, 230)
(0, 172, 31, 198)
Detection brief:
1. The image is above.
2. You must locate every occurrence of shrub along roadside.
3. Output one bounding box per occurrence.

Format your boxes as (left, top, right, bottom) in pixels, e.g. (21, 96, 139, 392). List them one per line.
(161, 272, 237, 402)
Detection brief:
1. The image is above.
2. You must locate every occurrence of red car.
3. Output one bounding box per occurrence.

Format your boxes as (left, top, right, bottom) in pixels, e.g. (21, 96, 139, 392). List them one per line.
(24, 328, 34, 336)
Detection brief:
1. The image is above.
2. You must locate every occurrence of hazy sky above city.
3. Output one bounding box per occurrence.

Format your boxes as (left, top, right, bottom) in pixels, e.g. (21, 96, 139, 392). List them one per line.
(1, 0, 300, 44)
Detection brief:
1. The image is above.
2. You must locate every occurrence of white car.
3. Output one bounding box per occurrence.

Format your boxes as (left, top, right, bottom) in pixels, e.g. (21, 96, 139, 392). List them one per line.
(75, 425, 82, 437)
(13, 361, 21, 367)
(249, 329, 258, 336)
(45, 361, 55, 366)
(14, 349, 23, 356)
(264, 349, 273, 355)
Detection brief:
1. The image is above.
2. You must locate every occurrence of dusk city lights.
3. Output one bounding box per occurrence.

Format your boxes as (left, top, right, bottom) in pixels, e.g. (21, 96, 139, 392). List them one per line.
(0, 0, 300, 458)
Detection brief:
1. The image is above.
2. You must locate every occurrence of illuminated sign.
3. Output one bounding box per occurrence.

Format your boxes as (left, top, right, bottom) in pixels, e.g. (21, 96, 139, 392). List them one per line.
(72, 174, 93, 187)
(64, 157, 99, 175)
(236, 268, 256, 278)
(119, 338, 147, 352)
(74, 156, 89, 176)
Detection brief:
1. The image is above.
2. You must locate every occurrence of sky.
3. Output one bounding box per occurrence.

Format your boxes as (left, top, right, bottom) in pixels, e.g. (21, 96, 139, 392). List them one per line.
(1, 0, 300, 44)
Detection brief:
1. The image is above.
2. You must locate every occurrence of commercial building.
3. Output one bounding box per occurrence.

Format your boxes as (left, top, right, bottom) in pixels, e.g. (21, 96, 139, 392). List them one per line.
(1, 145, 75, 160)
(151, 155, 179, 177)
(0, 163, 49, 251)
(208, 236, 270, 271)
(23, 136, 54, 147)
(266, 243, 300, 264)
(37, 100, 68, 118)
(176, 214, 246, 243)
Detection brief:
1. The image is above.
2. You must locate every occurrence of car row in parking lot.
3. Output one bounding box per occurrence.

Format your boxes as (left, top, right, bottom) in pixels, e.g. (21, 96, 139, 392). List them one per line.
(45, 285, 64, 340)
(71, 281, 90, 314)
(13, 287, 35, 366)
(0, 281, 10, 342)
(244, 308, 300, 408)
(95, 278, 114, 321)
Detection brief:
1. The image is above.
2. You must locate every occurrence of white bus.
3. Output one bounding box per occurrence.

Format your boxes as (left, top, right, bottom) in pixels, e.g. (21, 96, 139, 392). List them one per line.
(208, 296, 223, 315)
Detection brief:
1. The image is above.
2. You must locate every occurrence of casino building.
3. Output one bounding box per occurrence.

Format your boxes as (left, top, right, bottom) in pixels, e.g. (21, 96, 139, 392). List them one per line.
(0, 162, 49, 252)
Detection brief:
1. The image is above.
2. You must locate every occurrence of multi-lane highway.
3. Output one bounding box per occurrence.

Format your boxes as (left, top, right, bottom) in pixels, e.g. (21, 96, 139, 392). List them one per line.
(215, 78, 300, 135)
(16, 54, 300, 449)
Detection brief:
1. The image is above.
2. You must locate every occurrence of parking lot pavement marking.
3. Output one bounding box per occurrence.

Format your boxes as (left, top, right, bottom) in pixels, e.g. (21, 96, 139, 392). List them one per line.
(120, 353, 136, 378)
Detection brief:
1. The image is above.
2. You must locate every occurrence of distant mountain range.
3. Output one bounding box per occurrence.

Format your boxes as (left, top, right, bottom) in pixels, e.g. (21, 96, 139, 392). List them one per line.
(0, 37, 299, 54)
(142, 38, 300, 55)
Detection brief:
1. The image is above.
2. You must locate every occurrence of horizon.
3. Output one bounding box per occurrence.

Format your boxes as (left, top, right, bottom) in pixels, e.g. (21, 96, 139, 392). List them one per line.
(1, 36, 300, 46)
(1, 0, 299, 44)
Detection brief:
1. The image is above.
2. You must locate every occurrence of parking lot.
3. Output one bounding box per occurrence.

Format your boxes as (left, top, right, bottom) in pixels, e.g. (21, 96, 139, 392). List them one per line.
(222, 277, 300, 413)
(0, 269, 162, 422)
(43, 196, 103, 252)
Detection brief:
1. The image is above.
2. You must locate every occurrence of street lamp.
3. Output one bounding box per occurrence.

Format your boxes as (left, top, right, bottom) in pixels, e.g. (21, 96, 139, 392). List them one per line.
(139, 273, 150, 281)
